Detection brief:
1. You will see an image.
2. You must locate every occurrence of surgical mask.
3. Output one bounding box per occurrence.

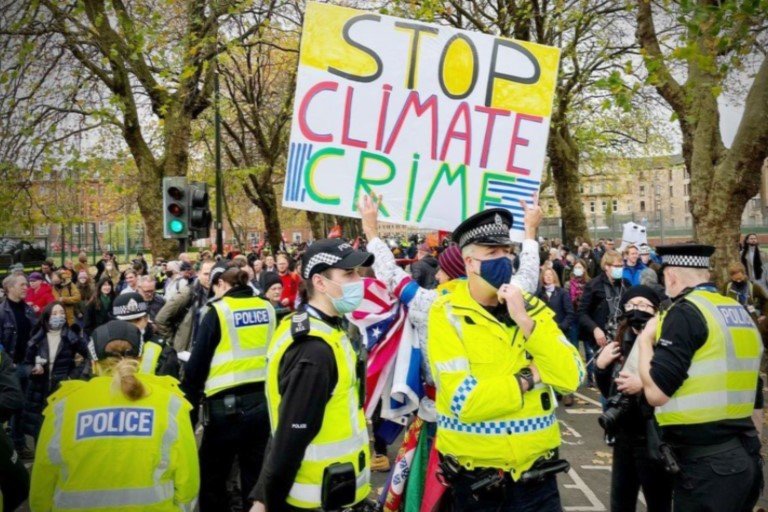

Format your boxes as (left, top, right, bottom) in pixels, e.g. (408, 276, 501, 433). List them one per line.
(49, 316, 66, 330)
(573, 268, 584, 277)
(626, 310, 654, 330)
(323, 278, 364, 314)
(474, 256, 513, 289)
(610, 267, 624, 280)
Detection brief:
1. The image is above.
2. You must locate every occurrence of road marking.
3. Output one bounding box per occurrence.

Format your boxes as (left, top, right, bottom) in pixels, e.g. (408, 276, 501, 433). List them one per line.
(579, 465, 646, 507)
(565, 409, 602, 414)
(560, 419, 582, 438)
(562, 468, 606, 511)
(574, 391, 603, 408)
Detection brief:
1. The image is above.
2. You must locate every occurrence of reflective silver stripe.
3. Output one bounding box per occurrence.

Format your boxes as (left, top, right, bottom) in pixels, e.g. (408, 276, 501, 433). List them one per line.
(288, 467, 370, 505)
(48, 400, 68, 481)
(662, 390, 757, 412)
(444, 304, 463, 337)
(267, 330, 293, 360)
(205, 368, 267, 391)
(435, 358, 469, 373)
(155, 395, 181, 483)
(53, 481, 174, 509)
(211, 346, 267, 367)
(303, 430, 368, 461)
(140, 343, 161, 374)
(215, 300, 270, 356)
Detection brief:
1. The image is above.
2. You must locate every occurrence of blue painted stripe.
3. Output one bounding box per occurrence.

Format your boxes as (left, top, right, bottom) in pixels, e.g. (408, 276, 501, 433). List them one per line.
(286, 143, 297, 201)
(488, 188, 534, 199)
(488, 181, 540, 193)
(514, 177, 541, 185)
(292, 144, 305, 201)
(298, 144, 312, 201)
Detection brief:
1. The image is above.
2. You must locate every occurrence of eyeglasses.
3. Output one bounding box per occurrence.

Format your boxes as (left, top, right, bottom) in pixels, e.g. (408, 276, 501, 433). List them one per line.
(624, 302, 656, 313)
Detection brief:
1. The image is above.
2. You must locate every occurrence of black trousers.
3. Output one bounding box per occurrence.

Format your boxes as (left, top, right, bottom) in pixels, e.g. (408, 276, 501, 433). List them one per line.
(610, 441, 673, 512)
(672, 437, 763, 512)
(198, 391, 271, 512)
(0, 427, 29, 511)
(451, 472, 562, 512)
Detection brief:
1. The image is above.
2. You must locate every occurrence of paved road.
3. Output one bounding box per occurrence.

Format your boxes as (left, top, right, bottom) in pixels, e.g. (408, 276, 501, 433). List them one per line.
(372, 384, 768, 511)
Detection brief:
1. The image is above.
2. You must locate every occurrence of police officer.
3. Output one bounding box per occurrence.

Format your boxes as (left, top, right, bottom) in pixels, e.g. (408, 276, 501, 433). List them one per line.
(182, 261, 275, 512)
(428, 209, 585, 511)
(0, 347, 29, 511)
(250, 239, 374, 511)
(29, 320, 199, 510)
(112, 292, 179, 378)
(638, 244, 763, 512)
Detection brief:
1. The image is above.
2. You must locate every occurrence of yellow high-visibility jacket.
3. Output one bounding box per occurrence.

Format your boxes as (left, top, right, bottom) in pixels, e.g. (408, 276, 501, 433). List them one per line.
(29, 374, 199, 512)
(428, 281, 585, 478)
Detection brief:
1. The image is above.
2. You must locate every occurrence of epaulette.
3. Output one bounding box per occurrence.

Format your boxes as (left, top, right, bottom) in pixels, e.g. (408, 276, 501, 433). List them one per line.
(291, 310, 311, 339)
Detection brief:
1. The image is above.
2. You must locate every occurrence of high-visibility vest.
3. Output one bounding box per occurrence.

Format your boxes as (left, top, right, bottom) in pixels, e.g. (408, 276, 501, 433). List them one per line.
(204, 296, 275, 397)
(428, 281, 585, 478)
(28, 375, 199, 511)
(266, 312, 370, 509)
(139, 341, 162, 375)
(655, 289, 762, 426)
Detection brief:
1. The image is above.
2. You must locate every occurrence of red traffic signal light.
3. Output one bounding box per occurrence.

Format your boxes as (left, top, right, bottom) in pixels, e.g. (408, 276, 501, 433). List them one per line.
(168, 186, 184, 201)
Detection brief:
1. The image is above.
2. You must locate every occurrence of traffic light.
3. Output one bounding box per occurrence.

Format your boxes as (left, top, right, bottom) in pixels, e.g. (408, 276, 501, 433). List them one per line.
(163, 177, 189, 238)
(188, 181, 212, 240)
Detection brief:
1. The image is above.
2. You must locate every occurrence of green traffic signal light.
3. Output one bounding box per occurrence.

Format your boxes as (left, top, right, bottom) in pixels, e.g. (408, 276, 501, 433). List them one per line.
(169, 219, 185, 234)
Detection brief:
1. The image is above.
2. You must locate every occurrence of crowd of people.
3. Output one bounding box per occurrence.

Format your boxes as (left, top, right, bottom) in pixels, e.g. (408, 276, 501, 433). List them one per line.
(0, 198, 766, 512)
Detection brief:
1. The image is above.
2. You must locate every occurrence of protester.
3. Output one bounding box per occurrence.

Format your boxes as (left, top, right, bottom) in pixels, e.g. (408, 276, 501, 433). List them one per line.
(564, 259, 593, 372)
(595, 286, 672, 511)
(0, 347, 29, 511)
(51, 269, 81, 327)
(410, 243, 438, 289)
(261, 273, 290, 321)
(263, 254, 276, 273)
(622, 244, 646, 286)
(740, 233, 766, 285)
(276, 253, 300, 310)
(84, 277, 116, 336)
(164, 261, 189, 302)
(23, 302, 90, 443)
(101, 258, 121, 285)
(537, 268, 576, 406)
(75, 271, 95, 327)
(155, 260, 215, 353)
(138, 275, 166, 321)
(40, 260, 55, 284)
(73, 252, 89, 275)
(94, 251, 113, 281)
(25, 272, 55, 315)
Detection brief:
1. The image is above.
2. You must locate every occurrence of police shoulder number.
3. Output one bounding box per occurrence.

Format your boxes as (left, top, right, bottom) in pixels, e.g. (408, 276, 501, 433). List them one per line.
(291, 311, 311, 339)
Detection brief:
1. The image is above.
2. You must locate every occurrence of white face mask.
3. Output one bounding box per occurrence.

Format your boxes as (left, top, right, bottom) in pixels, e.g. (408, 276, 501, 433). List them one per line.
(573, 268, 584, 277)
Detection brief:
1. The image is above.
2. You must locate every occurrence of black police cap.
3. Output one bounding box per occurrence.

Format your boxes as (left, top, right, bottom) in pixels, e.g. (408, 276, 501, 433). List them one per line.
(89, 320, 143, 361)
(452, 208, 514, 249)
(301, 239, 374, 280)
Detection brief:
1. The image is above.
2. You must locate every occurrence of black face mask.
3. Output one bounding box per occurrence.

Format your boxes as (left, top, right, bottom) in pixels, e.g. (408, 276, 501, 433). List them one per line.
(626, 309, 654, 330)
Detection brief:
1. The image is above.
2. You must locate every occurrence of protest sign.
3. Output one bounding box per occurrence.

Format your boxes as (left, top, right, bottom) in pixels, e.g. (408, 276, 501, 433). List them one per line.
(283, 2, 560, 237)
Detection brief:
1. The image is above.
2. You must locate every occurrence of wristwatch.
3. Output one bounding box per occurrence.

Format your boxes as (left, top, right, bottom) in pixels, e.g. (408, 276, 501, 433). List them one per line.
(516, 367, 535, 392)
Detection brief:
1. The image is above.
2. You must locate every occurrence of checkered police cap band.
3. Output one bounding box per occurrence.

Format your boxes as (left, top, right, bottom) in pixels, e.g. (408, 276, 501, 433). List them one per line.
(661, 254, 710, 268)
(459, 222, 510, 248)
(113, 300, 148, 320)
(303, 252, 342, 279)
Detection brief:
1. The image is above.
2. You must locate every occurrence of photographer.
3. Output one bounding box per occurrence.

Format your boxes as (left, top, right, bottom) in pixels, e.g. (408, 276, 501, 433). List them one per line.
(595, 285, 673, 512)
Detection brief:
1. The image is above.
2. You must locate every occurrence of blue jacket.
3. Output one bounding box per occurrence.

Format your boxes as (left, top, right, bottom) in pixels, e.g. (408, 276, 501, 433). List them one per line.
(623, 261, 647, 286)
(536, 286, 575, 333)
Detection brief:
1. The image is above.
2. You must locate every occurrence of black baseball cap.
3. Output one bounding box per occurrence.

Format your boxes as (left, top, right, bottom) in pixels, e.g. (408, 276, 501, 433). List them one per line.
(89, 320, 143, 360)
(301, 239, 374, 279)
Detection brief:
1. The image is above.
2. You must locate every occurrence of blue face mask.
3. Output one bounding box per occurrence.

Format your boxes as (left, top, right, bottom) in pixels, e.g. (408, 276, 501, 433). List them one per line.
(475, 256, 513, 289)
(611, 267, 624, 280)
(49, 316, 66, 330)
(324, 277, 364, 314)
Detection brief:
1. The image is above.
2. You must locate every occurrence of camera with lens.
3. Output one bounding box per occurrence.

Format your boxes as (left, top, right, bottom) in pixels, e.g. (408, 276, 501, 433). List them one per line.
(597, 328, 638, 435)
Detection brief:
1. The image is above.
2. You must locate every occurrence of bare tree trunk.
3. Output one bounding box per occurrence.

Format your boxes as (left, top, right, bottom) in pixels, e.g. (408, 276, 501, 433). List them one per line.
(306, 211, 323, 240)
(243, 173, 283, 254)
(335, 216, 363, 240)
(549, 123, 591, 244)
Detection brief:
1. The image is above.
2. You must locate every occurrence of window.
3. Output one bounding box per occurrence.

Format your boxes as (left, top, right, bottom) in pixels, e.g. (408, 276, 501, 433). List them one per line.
(753, 198, 760, 210)
(602, 200, 607, 212)
(35, 225, 49, 236)
(684, 183, 690, 196)
(668, 169, 673, 181)
(579, 185, 584, 194)
(98, 221, 108, 234)
(669, 185, 674, 197)
(684, 200, 690, 212)
(548, 203, 554, 214)
(639, 185, 645, 197)
(613, 199, 619, 212)
(590, 201, 595, 213)
(640, 201, 646, 212)
(73, 224, 81, 235)
(589, 185, 594, 194)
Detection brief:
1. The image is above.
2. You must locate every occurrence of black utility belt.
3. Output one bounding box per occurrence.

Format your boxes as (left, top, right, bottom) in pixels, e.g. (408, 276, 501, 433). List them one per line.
(439, 454, 569, 492)
(204, 388, 264, 417)
(672, 437, 743, 460)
